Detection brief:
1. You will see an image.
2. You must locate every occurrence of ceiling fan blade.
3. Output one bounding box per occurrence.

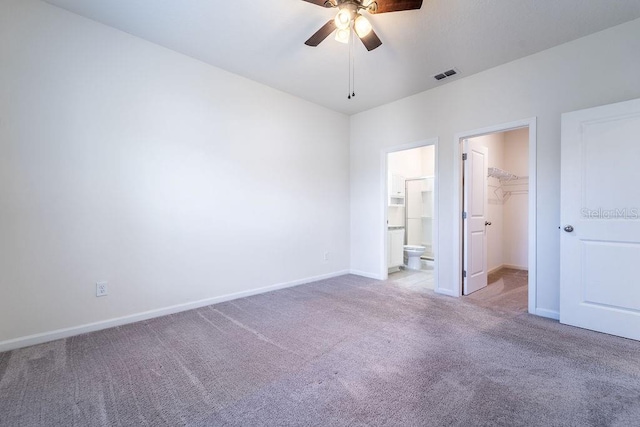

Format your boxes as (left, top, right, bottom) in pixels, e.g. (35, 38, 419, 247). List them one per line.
(369, 0, 423, 14)
(301, 0, 335, 7)
(358, 28, 382, 51)
(305, 20, 337, 47)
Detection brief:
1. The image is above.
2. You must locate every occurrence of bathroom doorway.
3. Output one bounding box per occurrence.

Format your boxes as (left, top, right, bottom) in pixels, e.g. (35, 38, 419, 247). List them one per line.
(383, 140, 438, 292)
(454, 119, 537, 314)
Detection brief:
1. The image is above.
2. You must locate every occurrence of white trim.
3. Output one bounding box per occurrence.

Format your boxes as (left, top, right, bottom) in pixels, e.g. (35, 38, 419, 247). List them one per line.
(535, 308, 560, 320)
(527, 121, 538, 316)
(452, 118, 538, 315)
(349, 269, 384, 280)
(434, 141, 440, 296)
(502, 263, 528, 271)
(381, 138, 440, 294)
(488, 264, 528, 275)
(0, 269, 350, 353)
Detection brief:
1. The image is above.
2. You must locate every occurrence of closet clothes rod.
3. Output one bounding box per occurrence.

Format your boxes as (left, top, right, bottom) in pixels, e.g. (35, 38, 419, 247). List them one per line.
(487, 167, 520, 181)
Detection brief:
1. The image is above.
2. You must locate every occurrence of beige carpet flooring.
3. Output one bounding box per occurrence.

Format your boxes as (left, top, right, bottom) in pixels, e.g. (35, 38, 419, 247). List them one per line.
(1, 273, 639, 426)
(465, 267, 529, 312)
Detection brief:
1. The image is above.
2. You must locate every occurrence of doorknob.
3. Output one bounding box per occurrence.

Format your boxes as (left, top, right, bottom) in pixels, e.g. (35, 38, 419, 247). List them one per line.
(485, 221, 492, 226)
(563, 225, 574, 233)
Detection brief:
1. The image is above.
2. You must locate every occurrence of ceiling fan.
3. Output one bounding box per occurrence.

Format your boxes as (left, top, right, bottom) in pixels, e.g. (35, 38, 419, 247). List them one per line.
(303, 0, 424, 51)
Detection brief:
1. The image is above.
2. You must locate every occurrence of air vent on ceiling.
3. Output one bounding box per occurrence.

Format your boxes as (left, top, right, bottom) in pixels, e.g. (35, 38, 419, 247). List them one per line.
(434, 68, 459, 81)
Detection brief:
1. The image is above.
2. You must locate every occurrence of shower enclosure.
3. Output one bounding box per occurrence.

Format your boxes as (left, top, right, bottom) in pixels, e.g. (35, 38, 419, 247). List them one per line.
(404, 176, 434, 259)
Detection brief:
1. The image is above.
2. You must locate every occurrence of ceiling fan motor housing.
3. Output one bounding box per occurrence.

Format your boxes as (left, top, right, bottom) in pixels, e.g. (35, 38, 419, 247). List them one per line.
(326, 0, 377, 12)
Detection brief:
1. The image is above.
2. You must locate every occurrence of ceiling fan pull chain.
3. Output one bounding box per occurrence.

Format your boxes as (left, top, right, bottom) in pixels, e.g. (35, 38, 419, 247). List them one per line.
(352, 29, 356, 98)
(347, 29, 352, 99)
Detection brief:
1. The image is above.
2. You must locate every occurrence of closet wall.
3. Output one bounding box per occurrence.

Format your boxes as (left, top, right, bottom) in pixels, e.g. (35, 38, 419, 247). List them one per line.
(469, 129, 528, 273)
(503, 129, 529, 269)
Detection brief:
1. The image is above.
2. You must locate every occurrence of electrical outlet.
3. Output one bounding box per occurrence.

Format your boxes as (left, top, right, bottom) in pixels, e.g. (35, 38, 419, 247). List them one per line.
(96, 281, 108, 297)
(323, 251, 330, 262)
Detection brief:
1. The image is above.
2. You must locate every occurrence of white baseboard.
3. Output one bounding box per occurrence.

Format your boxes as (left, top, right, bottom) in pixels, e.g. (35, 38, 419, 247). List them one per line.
(0, 269, 350, 353)
(349, 269, 384, 280)
(535, 308, 560, 320)
(489, 264, 528, 274)
(503, 263, 528, 271)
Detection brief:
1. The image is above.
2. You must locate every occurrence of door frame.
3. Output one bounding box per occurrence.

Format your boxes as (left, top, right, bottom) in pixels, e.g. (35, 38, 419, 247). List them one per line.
(381, 138, 440, 290)
(452, 118, 537, 314)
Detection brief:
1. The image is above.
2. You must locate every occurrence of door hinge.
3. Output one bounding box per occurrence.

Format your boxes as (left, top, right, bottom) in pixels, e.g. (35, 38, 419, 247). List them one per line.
(463, 270, 467, 278)
(462, 153, 468, 161)
(462, 211, 467, 219)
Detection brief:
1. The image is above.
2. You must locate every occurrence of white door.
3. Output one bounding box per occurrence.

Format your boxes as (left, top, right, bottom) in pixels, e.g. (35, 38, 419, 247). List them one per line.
(463, 140, 489, 295)
(560, 98, 640, 341)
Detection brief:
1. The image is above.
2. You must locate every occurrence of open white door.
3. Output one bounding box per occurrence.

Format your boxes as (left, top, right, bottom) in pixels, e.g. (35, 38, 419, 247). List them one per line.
(561, 98, 640, 341)
(463, 140, 489, 295)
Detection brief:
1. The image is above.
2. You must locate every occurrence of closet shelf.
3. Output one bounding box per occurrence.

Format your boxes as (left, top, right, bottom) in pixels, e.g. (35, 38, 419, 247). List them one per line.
(488, 170, 528, 204)
(488, 167, 518, 181)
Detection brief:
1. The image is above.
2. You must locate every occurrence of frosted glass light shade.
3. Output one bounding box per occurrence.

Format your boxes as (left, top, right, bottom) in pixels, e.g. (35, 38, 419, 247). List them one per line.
(335, 28, 350, 44)
(354, 15, 372, 37)
(334, 9, 351, 30)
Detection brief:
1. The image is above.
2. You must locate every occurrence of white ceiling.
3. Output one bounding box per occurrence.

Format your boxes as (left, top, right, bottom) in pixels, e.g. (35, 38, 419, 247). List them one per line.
(43, 0, 640, 115)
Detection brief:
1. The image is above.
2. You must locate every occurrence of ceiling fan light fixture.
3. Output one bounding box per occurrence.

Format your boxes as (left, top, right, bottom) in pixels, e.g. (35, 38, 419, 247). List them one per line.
(335, 27, 351, 44)
(354, 14, 372, 37)
(334, 8, 352, 30)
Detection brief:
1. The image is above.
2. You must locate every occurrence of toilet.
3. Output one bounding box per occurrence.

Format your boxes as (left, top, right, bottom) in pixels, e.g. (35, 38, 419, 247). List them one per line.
(403, 245, 426, 270)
